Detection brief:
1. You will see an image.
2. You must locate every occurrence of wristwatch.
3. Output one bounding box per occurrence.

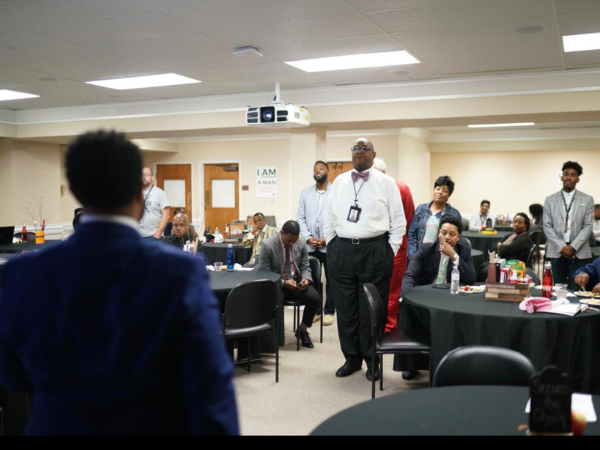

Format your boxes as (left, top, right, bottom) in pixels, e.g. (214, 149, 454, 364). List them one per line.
(451, 253, 459, 263)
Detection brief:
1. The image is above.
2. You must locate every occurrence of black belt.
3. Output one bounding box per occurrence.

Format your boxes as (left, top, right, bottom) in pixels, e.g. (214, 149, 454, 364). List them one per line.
(339, 233, 387, 245)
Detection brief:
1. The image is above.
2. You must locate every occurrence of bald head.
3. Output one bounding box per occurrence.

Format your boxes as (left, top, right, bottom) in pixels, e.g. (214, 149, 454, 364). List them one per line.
(172, 213, 190, 238)
(372, 158, 387, 173)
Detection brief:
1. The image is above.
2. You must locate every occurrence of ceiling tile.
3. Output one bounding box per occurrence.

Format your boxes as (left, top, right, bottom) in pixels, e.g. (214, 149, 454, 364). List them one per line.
(0, 0, 152, 31)
(215, 72, 332, 92)
(564, 50, 600, 68)
(130, 0, 234, 12)
(345, 0, 466, 13)
(42, 62, 166, 82)
(0, 32, 79, 57)
(365, 0, 553, 33)
(428, 52, 562, 76)
(93, 33, 233, 60)
(168, 0, 355, 32)
(0, 24, 21, 35)
(411, 37, 559, 63)
(36, 13, 200, 47)
(555, 0, 600, 14)
(0, 64, 68, 88)
(214, 14, 381, 48)
(180, 62, 302, 83)
(0, 48, 128, 72)
(142, 51, 276, 72)
(134, 82, 236, 99)
(313, 64, 439, 85)
(558, 10, 600, 35)
(390, 16, 557, 49)
(261, 35, 404, 61)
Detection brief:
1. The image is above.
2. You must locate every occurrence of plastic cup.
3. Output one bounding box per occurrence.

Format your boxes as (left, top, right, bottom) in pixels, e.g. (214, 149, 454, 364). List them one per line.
(35, 231, 45, 244)
(215, 262, 223, 271)
(555, 283, 568, 303)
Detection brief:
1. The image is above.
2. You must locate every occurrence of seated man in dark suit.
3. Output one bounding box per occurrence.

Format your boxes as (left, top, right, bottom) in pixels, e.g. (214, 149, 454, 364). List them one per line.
(402, 215, 476, 294)
(399, 215, 476, 381)
(258, 220, 320, 349)
(0, 130, 238, 435)
(163, 212, 204, 256)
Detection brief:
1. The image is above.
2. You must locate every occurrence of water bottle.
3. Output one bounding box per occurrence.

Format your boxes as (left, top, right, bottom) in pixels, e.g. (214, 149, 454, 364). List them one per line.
(226, 243, 234, 271)
(450, 265, 460, 294)
(542, 262, 554, 299)
(22, 225, 27, 242)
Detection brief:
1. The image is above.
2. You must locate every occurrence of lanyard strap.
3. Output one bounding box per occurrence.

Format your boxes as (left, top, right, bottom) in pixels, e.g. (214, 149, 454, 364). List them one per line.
(561, 191, 576, 233)
(144, 185, 154, 202)
(352, 180, 366, 206)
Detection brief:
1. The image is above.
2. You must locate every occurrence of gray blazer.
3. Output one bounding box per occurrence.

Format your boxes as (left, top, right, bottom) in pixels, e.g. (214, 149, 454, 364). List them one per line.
(296, 182, 332, 254)
(257, 233, 312, 283)
(543, 189, 595, 259)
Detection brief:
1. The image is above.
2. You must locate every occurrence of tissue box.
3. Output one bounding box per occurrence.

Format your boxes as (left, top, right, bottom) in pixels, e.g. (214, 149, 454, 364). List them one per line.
(485, 282, 530, 302)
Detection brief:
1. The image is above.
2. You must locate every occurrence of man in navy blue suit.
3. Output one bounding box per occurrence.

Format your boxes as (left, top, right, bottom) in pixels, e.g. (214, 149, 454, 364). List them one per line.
(0, 130, 239, 435)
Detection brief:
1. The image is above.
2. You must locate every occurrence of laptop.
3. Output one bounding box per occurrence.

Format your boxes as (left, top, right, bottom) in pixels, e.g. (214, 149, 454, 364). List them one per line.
(0, 226, 15, 245)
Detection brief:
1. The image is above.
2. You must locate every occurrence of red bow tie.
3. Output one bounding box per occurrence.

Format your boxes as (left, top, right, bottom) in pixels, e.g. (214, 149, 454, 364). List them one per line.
(351, 171, 369, 182)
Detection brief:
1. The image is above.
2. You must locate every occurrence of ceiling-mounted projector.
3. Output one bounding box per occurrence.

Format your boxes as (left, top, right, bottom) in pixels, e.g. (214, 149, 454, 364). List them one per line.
(246, 83, 310, 128)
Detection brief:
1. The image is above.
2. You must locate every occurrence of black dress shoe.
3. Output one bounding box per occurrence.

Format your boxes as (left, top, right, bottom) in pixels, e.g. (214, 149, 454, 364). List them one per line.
(366, 367, 381, 382)
(295, 328, 314, 348)
(402, 370, 420, 380)
(336, 361, 362, 377)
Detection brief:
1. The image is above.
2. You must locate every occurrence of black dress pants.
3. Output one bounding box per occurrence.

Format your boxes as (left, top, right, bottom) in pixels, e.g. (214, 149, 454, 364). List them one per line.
(310, 250, 335, 315)
(327, 236, 394, 366)
(284, 283, 320, 328)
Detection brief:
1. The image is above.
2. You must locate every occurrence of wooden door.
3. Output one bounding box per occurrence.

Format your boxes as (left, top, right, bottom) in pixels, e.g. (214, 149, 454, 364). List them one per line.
(204, 164, 239, 234)
(156, 164, 192, 222)
(327, 161, 354, 184)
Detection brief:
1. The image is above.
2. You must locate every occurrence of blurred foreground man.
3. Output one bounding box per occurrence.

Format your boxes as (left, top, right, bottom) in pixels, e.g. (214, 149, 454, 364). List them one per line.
(324, 137, 406, 382)
(0, 130, 238, 435)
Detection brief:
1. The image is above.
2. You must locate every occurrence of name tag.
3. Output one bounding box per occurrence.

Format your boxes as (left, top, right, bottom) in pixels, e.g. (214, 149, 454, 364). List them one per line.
(347, 205, 361, 223)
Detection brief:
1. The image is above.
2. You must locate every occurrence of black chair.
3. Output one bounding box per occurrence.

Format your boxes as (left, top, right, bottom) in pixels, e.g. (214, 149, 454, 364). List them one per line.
(363, 283, 431, 399)
(525, 267, 540, 285)
(222, 279, 279, 382)
(460, 237, 471, 249)
(525, 245, 535, 269)
(432, 346, 535, 388)
(204, 226, 211, 235)
(285, 255, 323, 350)
(461, 218, 469, 232)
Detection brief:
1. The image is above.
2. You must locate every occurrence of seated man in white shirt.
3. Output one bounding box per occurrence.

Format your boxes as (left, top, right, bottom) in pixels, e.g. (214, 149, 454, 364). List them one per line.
(469, 199, 495, 231)
(593, 204, 600, 246)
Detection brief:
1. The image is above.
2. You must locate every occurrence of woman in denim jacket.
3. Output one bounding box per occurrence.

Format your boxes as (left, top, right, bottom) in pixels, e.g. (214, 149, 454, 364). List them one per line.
(407, 176, 462, 260)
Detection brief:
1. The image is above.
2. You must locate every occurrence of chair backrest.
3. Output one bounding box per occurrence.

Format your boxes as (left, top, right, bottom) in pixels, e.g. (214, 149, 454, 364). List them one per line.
(224, 279, 277, 329)
(204, 226, 211, 235)
(461, 218, 469, 232)
(525, 267, 540, 285)
(308, 256, 321, 293)
(526, 245, 535, 269)
(460, 237, 471, 248)
(433, 345, 535, 388)
(363, 283, 385, 339)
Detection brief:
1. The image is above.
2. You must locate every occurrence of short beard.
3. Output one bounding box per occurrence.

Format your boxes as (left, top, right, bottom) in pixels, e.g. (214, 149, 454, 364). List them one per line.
(314, 173, 328, 183)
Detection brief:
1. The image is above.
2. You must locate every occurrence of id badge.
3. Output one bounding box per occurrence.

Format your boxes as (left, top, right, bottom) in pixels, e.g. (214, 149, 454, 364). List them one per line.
(563, 232, 571, 243)
(347, 205, 361, 223)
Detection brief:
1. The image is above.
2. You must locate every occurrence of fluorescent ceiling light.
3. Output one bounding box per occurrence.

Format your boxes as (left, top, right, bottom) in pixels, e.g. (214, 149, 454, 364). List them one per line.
(0, 89, 39, 102)
(468, 122, 535, 128)
(563, 32, 600, 52)
(285, 51, 420, 73)
(86, 73, 201, 90)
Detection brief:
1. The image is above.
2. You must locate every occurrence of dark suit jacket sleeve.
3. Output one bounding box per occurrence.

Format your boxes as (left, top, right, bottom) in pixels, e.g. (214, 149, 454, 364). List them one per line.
(498, 233, 533, 261)
(457, 245, 477, 286)
(178, 260, 239, 435)
(401, 247, 424, 296)
(257, 239, 274, 273)
(298, 242, 312, 283)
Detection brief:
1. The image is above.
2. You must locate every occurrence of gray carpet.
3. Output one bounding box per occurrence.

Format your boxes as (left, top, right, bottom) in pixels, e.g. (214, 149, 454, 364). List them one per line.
(233, 306, 430, 435)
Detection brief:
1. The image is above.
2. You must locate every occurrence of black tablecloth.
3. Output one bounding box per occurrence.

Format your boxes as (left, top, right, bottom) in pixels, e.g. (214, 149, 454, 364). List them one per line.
(209, 269, 284, 351)
(203, 243, 252, 266)
(398, 285, 600, 393)
(462, 230, 513, 253)
(0, 240, 60, 254)
(311, 385, 600, 435)
(471, 249, 483, 275)
(494, 225, 514, 232)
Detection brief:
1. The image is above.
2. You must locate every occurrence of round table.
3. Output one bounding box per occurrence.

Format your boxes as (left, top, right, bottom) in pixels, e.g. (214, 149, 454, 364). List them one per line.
(399, 285, 600, 393)
(462, 230, 512, 253)
(311, 386, 600, 435)
(203, 243, 252, 266)
(494, 225, 514, 232)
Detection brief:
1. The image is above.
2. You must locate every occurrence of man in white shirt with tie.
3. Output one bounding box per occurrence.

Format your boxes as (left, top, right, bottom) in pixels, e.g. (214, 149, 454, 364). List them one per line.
(324, 137, 406, 381)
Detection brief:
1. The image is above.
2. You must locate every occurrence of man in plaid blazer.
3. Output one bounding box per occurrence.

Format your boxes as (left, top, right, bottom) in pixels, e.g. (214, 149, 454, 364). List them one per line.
(543, 161, 595, 290)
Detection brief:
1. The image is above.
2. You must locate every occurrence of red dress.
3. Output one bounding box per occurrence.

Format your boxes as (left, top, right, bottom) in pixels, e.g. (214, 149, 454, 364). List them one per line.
(385, 180, 415, 332)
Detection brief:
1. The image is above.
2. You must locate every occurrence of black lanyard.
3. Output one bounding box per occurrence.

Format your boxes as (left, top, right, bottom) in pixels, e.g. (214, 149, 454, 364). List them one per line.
(561, 190, 576, 233)
(144, 185, 154, 203)
(352, 179, 366, 206)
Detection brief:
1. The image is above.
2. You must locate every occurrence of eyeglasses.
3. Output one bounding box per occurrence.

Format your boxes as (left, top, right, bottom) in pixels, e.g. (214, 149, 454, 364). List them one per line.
(142, 173, 152, 178)
(351, 146, 373, 153)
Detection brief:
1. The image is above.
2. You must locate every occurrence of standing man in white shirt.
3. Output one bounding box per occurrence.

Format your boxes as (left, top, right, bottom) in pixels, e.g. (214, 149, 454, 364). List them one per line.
(140, 167, 171, 239)
(543, 161, 595, 290)
(324, 137, 406, 382)
(469, 200, 495, 231)
(297, 161, 334, 326)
